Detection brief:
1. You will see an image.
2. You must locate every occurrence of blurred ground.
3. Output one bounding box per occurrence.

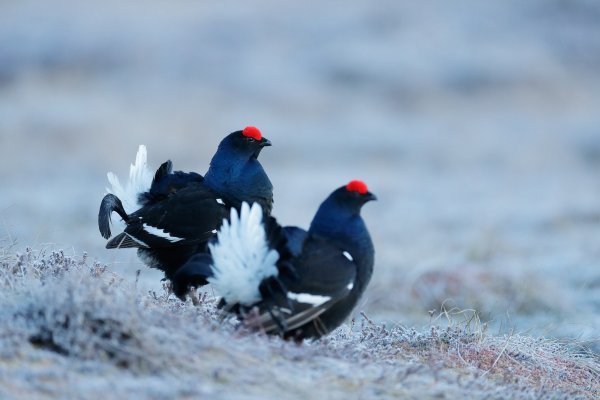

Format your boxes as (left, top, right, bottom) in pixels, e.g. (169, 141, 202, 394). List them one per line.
(0, 247, 600, 400)
(1, 250, 598, 399)
(1, 0, 600, 350)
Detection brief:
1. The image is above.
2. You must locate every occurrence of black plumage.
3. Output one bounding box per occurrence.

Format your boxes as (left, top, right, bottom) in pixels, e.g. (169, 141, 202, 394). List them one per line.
(138, 160, 204, 207)
(172, 180, 376, 341)
(98, 128, 273, 280)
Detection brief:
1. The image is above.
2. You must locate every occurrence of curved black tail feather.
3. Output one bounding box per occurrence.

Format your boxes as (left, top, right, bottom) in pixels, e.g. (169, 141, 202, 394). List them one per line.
(98, 194, 129, 239)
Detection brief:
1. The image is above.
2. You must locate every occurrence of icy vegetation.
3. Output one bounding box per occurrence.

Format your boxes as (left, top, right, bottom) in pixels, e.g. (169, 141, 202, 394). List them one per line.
(0, 247, 598, 399)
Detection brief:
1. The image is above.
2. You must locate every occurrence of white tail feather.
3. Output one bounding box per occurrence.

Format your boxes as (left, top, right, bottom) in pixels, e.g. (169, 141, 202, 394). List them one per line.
(105, 145, 153, 213)
(208, 202, 279, 306)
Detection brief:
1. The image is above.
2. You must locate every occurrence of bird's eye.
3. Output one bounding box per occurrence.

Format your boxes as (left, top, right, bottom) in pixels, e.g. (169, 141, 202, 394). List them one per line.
(245, 137, 255, 143)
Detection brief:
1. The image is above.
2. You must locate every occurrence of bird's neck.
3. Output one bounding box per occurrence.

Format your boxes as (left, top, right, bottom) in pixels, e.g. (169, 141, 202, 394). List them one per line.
(309, 204, 374, 288)
(204, 154, 272, 204)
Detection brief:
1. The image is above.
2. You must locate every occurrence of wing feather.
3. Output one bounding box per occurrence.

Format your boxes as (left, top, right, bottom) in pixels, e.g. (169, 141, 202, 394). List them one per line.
(120, 182, 228, 248)
(244, 235, 357, 337)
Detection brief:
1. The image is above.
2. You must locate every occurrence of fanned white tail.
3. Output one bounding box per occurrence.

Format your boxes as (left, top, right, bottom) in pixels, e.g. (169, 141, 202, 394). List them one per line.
(208, 202, 279, 306)
(106, 145, 153, 213)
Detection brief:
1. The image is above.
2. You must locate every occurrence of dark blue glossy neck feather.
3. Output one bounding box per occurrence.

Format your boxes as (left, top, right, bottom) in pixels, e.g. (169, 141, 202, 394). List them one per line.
(203, 139, 273, 209)
(309, 192, 374, 272)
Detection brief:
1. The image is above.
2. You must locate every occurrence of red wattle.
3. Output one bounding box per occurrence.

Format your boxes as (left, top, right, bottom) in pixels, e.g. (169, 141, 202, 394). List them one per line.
(242, 126, 262, 140)
(346, 180, 368, 195)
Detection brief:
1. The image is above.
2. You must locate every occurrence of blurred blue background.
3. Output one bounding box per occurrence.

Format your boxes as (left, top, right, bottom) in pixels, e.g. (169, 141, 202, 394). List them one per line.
(1, 0, 599, 346)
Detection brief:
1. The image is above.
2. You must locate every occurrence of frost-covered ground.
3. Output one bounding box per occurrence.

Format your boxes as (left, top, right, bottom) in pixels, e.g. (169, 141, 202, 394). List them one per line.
(1, 249, 598, 399)
(1, 0, 600, 397)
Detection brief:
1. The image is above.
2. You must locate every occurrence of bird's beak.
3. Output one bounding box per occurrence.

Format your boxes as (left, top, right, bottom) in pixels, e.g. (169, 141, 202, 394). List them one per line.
(365, 192, 377, 202)
(260, 138, 272, 147)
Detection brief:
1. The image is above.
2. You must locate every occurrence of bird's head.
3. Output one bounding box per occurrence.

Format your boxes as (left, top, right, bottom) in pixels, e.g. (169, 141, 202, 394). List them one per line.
(309, 180, 376, 241)
(218, 126, 272, 160)
(330, 180, 377, 213)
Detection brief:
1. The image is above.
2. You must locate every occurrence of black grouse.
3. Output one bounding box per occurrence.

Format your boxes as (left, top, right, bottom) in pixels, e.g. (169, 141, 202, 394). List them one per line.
(98, 127, 273, 280)
(172, 180, 376, 341)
